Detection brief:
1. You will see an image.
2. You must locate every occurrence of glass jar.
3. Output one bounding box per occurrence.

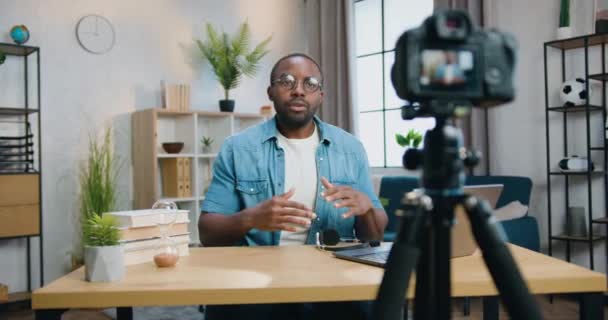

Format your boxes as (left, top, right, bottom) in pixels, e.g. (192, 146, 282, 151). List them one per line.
(151, 200, 179, 267)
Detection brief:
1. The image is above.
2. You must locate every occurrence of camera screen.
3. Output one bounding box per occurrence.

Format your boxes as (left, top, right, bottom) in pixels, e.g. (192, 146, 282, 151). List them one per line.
(419, 49, 474, 89)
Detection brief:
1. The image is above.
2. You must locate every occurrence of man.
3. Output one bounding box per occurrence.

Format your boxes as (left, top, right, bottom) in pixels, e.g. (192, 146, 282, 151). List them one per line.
(199, 53, 388, 320)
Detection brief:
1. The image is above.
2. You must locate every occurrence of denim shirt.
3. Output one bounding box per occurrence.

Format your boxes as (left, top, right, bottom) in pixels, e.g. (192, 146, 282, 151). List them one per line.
(201, 116, 382, 246)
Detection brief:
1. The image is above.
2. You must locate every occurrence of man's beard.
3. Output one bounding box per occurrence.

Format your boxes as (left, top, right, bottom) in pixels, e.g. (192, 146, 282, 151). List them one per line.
(275, 103, 318, 129)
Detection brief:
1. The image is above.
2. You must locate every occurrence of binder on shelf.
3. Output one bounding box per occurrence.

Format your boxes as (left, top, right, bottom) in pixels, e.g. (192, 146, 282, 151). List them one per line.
(161, 81, 191, 112)
(160, 157, 191, 198)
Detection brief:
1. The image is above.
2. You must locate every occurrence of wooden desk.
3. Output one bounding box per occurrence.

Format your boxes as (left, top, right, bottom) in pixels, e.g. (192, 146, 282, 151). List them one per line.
(33, 245, 605, 319)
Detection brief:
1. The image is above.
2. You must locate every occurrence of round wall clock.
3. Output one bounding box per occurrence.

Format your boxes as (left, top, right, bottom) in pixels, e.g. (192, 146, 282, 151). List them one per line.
(76, 14, 115, 54)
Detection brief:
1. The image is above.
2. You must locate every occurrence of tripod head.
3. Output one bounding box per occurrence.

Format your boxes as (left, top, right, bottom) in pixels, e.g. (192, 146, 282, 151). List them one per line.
(401, 100, 480, 193)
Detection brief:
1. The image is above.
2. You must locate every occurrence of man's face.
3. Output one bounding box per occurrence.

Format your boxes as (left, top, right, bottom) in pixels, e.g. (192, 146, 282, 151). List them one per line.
(267, 57, 324, 129)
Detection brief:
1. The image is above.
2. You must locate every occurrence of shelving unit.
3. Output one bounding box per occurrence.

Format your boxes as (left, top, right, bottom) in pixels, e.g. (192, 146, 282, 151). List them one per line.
(132, 108, 265, 242)
(0, 42, 43, 303)
(544, 34, 608, 270)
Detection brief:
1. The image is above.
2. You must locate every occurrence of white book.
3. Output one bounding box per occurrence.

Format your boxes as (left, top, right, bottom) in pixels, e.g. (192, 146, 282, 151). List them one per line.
(106, 209, 189, 228)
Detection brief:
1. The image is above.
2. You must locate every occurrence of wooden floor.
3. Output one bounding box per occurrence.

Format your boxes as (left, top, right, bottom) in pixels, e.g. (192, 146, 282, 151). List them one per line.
(1, 296, 605, 319)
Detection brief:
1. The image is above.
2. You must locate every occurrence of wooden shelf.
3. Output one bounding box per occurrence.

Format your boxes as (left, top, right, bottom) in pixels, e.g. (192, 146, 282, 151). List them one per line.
(588, 73, 608, 82)
(549, 171, 604, 176)
(551, 234, 606, 242)
(0, 291, 31, 305)
(157, 153, 195, 158)
(546, 33, 608, 50)
(547, 105, 603, 112)
(0, 107, 39, 116)
(0, 43, 38, 56)
(592, 217, 608, 224)
(590, 146, 605, 150)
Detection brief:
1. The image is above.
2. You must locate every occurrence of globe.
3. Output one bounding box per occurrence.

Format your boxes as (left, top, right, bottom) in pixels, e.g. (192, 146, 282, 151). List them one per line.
(10, 25, 30, 45)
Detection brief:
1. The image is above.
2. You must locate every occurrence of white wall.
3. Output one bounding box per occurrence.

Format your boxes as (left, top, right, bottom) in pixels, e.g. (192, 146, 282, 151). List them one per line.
(0, 0, 307, 290)
(486, 0, 606, 272)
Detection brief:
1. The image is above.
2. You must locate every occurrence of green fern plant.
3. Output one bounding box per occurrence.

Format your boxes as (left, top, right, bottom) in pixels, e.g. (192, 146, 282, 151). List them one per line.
(396, 129, 423, 149)
(80, 128, 119, 220)
(196, 21, 272, 100)
(83, 214, 121, 247)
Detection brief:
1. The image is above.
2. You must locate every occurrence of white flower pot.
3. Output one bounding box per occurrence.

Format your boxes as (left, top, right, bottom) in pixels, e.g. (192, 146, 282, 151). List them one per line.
(84, 245, 124, 282)
(556, 26, 572, 40)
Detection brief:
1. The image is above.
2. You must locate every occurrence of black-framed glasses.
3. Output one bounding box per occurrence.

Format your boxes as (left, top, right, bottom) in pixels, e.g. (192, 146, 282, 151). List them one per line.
(272, 73, 323, 93)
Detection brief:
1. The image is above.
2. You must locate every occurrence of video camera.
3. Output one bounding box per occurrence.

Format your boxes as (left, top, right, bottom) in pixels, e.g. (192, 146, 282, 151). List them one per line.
(391, 9, 517, 115)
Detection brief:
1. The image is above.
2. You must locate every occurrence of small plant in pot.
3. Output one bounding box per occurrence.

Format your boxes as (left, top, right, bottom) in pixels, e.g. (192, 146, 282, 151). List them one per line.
(83, 213, 124, 282)
(557, 0, 572, 39)
(196, 21, 272, 112)
(396, 129, 423, 149)
(201, 136, 214, 154)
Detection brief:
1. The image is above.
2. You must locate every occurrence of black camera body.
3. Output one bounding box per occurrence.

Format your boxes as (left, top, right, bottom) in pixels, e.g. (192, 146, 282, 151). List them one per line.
(391, 10, 517, 108)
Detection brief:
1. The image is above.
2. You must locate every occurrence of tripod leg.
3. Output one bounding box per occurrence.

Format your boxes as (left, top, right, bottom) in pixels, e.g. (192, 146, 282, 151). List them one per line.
(464, 196, 543, 320)
(373, 196, 429, 320)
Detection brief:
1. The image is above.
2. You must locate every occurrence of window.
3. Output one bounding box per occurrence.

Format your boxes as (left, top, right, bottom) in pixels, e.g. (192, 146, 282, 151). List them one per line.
(354, 0, 435, 167)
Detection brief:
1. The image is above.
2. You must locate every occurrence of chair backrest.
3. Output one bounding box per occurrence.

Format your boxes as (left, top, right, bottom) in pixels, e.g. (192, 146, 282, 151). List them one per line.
(378, 175, 533, 232)
(464, 175, 532, 208)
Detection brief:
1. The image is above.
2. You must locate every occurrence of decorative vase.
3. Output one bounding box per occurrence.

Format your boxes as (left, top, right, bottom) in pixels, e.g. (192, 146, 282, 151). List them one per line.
(84, 245, 124, 282)
(566, 206, 587, 237)
(219, 99, 235, 112)
(556, 26, 572, 40)
(202, 145, 212, 154)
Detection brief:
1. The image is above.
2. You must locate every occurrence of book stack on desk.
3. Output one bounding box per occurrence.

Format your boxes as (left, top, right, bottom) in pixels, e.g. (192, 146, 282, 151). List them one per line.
(106, 209, 191, 266)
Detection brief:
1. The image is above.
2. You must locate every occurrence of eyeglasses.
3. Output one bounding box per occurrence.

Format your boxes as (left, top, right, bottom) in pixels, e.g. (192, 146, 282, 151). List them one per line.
(272, 73, 323, 93)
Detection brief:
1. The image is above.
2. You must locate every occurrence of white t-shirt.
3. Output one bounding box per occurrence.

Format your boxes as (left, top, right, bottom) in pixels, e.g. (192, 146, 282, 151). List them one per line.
(276, 125, 320, 245)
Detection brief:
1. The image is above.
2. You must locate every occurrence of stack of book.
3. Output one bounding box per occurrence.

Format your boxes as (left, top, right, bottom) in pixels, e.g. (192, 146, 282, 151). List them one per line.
(161, 81, 190, 111)
(106, 209, 191, 266)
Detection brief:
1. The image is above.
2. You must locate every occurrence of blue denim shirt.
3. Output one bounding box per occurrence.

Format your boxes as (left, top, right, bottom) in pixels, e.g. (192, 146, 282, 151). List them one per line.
(201, 116, 382, 246)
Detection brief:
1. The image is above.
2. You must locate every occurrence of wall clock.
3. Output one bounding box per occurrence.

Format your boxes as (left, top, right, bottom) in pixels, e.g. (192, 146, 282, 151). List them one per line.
(76, 14, 115, 54)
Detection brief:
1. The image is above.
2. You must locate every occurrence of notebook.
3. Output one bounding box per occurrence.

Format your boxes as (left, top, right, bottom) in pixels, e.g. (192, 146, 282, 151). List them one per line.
(333, 184, 503, 267)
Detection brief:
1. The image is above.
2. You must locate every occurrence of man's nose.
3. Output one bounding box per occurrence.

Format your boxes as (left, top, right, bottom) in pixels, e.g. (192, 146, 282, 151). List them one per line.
(291, 81, 306, 97)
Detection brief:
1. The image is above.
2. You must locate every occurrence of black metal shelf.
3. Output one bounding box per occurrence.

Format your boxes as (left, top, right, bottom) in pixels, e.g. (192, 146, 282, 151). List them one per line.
(0, 107, 39, 116)
(544, 33, 608, 271)
(551, 234, 606, 242)
(0, 43, 38, 57)
(547, 105, 603, 112)
(0, 42, 43, 292)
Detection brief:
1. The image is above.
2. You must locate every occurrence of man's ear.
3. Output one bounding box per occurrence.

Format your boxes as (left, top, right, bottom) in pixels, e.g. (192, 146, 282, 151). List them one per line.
(267, 86, 274, 101)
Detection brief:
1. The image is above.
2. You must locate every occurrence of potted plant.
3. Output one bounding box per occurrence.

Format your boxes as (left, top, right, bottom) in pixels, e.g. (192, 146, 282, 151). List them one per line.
(196, 21, 272, 112)
(72, 128, 120, 270)
(396, 129, 423, 149)
(201, 136, 214, 154)
(83, 213, 124, 282)
(557, 0, 572, 39)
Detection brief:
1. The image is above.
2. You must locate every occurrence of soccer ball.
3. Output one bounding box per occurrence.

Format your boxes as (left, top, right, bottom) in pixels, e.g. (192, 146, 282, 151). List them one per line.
(560, 78, 591, 107)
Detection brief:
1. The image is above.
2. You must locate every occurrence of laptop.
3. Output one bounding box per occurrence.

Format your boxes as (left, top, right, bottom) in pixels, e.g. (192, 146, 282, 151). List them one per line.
(333, 184, 503, 268)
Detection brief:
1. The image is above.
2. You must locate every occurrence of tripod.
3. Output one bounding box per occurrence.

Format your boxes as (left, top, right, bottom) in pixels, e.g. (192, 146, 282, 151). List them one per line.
(372, 106, 543, 320)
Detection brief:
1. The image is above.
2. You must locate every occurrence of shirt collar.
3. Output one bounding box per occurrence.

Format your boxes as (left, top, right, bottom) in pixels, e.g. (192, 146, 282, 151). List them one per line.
(261, 115, 332, 145)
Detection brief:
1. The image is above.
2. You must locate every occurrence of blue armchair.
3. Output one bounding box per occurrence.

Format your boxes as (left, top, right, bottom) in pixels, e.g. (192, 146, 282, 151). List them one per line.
(379, 175, 540, 252)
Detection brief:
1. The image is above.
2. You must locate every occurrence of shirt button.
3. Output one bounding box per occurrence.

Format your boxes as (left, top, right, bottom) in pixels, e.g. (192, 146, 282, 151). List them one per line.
(319, 157, 323, 161)
(250, 188, 254, 192)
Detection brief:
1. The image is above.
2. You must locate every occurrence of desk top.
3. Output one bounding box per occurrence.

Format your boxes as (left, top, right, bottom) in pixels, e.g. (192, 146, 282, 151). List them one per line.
(32, 245, 606, 309)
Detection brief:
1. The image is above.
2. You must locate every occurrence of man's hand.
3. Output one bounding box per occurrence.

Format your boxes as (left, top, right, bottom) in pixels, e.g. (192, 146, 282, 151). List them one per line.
(321, 177, 373, 219)
(244, 188, 316, 232)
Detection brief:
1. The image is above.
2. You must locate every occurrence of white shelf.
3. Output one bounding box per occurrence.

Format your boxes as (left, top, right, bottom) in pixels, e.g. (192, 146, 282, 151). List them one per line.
(159, 197, 198, 202)
(157, 153, 195, 158)
(197, 153, 218, 158)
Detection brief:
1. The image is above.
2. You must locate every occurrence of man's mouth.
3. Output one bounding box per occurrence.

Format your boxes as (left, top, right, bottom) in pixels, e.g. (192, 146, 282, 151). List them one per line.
(288, 101, 309, 112)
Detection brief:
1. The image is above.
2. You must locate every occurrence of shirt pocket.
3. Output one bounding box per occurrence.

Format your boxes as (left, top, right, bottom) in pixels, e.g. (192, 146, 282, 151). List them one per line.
(236, 179, 270, 208)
